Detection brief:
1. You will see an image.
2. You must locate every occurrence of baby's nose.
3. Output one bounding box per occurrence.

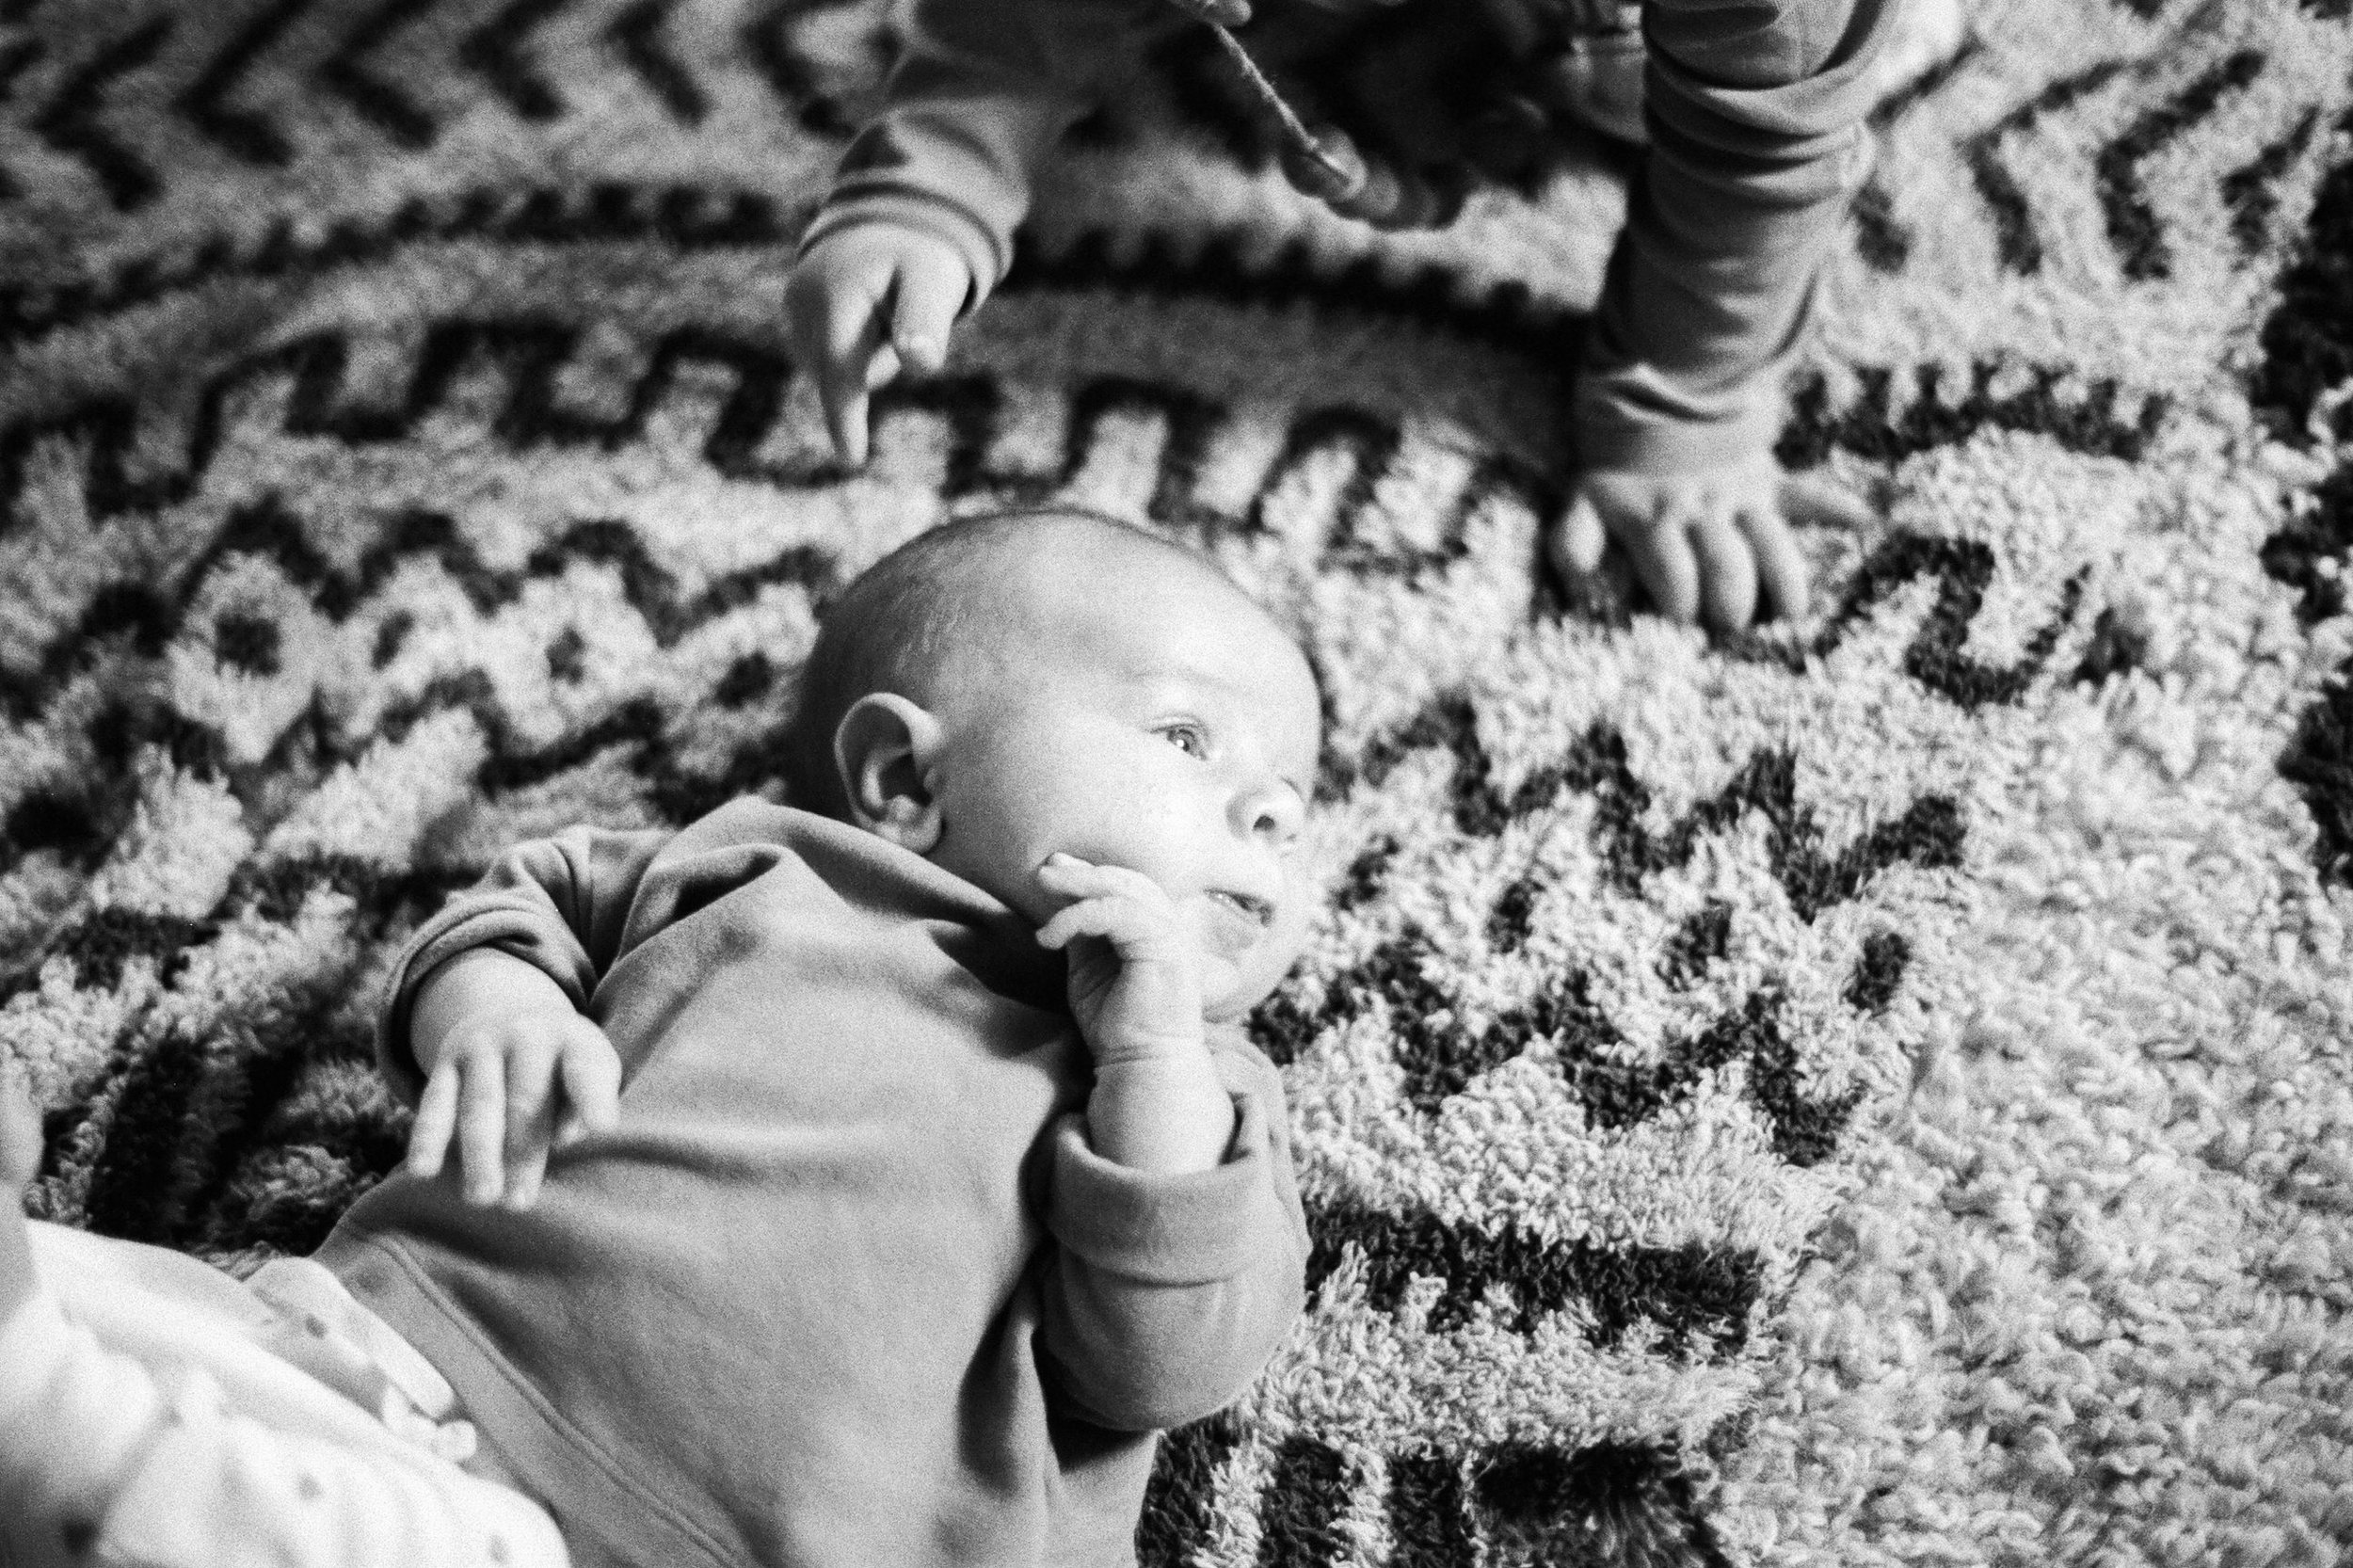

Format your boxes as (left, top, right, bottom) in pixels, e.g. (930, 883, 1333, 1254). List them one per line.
(1233, 780, 1305, 846)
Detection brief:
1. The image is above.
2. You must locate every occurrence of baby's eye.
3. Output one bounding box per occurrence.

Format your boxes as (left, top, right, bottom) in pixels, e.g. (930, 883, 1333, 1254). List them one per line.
(1159, 723, 1209, 759)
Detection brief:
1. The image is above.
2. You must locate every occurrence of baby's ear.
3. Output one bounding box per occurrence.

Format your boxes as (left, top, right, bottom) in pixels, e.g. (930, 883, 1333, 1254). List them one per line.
(834, 694, 946, 853)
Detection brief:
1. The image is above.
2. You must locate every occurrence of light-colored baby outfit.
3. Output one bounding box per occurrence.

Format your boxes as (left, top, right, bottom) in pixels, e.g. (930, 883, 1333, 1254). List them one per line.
(0, 1223, 563, 1568)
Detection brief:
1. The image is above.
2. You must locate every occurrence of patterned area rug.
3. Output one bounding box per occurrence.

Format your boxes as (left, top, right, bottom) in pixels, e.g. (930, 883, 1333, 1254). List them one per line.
(2, 0, 2349, 1562)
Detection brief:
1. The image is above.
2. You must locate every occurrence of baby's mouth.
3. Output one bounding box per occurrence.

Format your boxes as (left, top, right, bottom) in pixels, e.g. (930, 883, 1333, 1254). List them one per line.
(1203, 889, 1273, 957)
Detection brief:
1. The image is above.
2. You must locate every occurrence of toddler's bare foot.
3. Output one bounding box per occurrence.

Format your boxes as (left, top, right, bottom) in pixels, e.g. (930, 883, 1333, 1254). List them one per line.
(0, 1066, 41, 1322)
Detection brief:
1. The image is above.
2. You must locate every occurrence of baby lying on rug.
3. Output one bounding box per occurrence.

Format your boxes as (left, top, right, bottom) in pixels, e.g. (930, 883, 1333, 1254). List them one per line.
(788, 0, 1955, 631)
(0, 509, 1318, 1568)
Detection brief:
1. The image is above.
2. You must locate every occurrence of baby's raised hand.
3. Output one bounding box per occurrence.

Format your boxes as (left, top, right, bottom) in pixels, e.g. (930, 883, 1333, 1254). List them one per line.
(1551, 459, 1875, 632)
(405, 952, 622, 1210)
(784, 224, 971, 468)
(1033, 854, 1207, 1065)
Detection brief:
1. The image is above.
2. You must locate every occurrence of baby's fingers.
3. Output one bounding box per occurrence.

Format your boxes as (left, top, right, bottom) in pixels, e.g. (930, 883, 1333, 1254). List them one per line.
(457, 1053, 508, 1206)
(1035, 852, 1170, 907)
(556, 1023, 623, 1144)
(406, 1061, 462, 1179)
(500, 1035, 565, 1210)
(1035, 896, 1173, 957)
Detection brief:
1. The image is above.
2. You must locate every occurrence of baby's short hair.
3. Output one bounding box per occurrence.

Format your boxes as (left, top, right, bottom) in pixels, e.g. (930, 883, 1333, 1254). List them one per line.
(785, 507, 1161, 818)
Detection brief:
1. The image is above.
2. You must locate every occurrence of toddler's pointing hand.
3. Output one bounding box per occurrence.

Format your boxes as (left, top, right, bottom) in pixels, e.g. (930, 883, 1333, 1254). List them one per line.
(785, 225, 972, 468)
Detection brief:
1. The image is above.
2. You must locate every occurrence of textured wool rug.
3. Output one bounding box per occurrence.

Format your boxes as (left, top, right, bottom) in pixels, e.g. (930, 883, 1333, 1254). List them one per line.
(1, 0, 2349, 1562)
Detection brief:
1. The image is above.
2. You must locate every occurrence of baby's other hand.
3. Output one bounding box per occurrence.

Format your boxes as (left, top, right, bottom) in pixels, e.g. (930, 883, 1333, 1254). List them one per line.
(784, 225, 971, 468)
(407, 974, 621, 1210)
(1551, 460, 1873, 632)
(1034, 855, 1207, 1067)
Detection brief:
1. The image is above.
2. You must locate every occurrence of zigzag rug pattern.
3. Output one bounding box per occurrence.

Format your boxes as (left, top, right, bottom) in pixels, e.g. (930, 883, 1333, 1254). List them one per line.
(0, 1, 2349, 1564)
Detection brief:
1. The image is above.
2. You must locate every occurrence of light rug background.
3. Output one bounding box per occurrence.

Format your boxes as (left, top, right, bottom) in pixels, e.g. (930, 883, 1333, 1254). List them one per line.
(0, 1, 2346, 1564)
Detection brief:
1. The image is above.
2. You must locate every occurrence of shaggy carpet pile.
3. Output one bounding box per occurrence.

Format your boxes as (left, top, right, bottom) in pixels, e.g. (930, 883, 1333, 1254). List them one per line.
(1, 0, 2349, 1562)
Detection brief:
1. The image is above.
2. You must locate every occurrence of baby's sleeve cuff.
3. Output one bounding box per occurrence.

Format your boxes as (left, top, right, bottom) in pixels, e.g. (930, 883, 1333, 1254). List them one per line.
(373, 902, 598, 1104)
(1044, 1087, 1291, 1288)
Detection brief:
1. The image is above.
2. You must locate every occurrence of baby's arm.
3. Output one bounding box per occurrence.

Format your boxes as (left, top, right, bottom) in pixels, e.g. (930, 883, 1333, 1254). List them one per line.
(1027, 856, 1309, 1429)
(380, 826, 673, 1208)
(1555, 0, 1897, 630)
(1032, 1038, 1310, 1431)
(785, 0, 1182, 464)
(1032, 855, 1234, 1174)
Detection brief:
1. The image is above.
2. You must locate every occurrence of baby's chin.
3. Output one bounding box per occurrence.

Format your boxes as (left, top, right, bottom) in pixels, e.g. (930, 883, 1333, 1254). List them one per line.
(1193, 936, 1304, 1027)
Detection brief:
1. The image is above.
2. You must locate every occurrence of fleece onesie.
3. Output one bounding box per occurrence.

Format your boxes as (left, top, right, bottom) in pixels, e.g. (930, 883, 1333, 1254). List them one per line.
(314, 799, 1311, 1568)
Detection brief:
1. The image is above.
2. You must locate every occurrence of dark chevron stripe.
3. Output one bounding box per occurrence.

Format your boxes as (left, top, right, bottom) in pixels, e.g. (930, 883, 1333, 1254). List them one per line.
(0, 36, 46, 98)
(0, 852, 472, 1009)
(1843, 931, 1911, 1016)
(1963, 136, 2041, 273)
(461, 0, 570, 120)
(1658, 901, 1731, 988)
(2259, 458, 2353, 626)
(0, 789, 104, 879)
(1305, 1197, 1764, 1352)
(1062, 375, 1226, 521)
(1256, 1435, 1350, 1568)
(2072, 604, 2149, 687)
(31, 16, 172, 210)
(1866, 31, 1980, 130)
(1253, 928, 1885, 1160)
(1850, 178, 1910, 273)
(0, 182, 797, 349)
(2250, 132, 2353, 442)
(1473, 1443, 1735, 1568)
(319, 0, 441, 149)
(1796, 530, 2087, 711)
(0, 38, 35, 204)
(2095, 50, 2265, 281)
(2279, 661, 2353, 889)
(1005, 229, 1584, 368)
(1482, 871, 1536, 950)
(176, 0, 310, 167)
(1780, 360, 2167, 468)
(1137, 1416, 1244, 1568)
(2224, 108, 2319, 258)
(1963, 58, 2134, 275)
(1385, 1452, 1475, 1568)
(740, 0, 868, 139)
(1323, 693, 1964, 916)
(609, 0, 706, 123)
(1, 323, 1551, 733)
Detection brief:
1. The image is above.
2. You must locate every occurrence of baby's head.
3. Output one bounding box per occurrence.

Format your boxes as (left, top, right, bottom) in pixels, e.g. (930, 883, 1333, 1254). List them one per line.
(791, 510, 1321, 1018)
